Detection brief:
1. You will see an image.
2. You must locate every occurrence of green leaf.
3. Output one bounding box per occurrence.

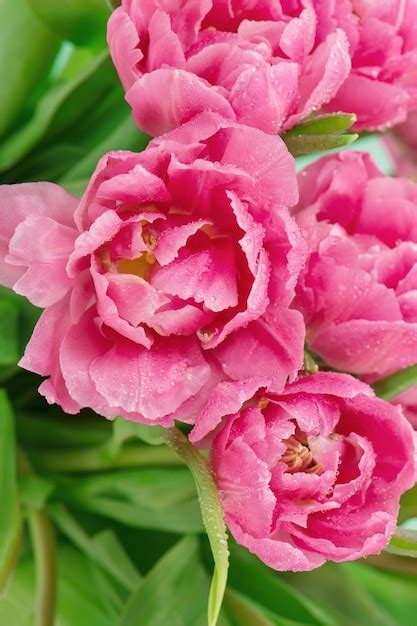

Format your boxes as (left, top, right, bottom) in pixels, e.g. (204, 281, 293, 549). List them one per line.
(118, 536, 211, 626)
(0, 51, 116, 172)
(387, 528, 417, 558)
(162, 428, 229, 626)
(285, 114, 356, 137)
(0, 546, 121, 626)
(399, 484, 417, 524)
(225, 589, 276, 626)
(27, 509, 57, 626)
(0, 298, 20, 367)
(58, 546, 122, 625)
(0, 0, 60, 138)
(108, 418, 166, 457)
(345, 562, 417, 625)
(29, 440, 180, 472)
(49, 504, 141, 591)
(53, 468, 204, 533)
(228, 543, 332, 626)
(58, 114, 150, 184)
(284, 133, 358, 157)
(372, 364, 417, 400)
(19, 475, 55, 509)
(282, 562, 412, 626)
(27, 0, 111, 45)
(0, 390, 22, 591)
(16, 413, 110, 451)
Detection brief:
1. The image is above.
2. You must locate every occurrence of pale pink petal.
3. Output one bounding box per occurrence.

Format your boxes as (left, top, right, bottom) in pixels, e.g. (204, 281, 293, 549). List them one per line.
(0, 182, 77, 288)
(126, 68, 235, 136)
(230, 62, 300, 133)
(7, 215, 77, 307)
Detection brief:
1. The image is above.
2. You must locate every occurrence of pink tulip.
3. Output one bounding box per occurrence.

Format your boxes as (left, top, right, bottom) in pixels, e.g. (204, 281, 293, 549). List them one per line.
(393, 385, 417, 429)
(211, 372, 417, 571)
(294, 151, 417, 378)
(324, 0, 417, 130)
(107, 0, 417, 135)
(384, 111, 417, 177)
(0, 113, 305, 434)
(107, 0, 352, 135)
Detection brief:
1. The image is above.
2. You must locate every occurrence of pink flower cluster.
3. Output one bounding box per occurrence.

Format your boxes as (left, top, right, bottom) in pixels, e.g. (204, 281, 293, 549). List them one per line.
(1, 2, 416, 574)
(108, 0, 417, 135)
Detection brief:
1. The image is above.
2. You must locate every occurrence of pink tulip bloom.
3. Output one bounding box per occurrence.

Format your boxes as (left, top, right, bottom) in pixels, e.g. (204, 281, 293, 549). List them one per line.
(393, 385, 417, 429)
(0, 113, 305, 434)
(384, 111, 417, 177)
(211, 372, 417, 571)
(294, 151, 417, 378)
(107, 0, 352, 135)
(324, 0, 417, 130)
(108, 1, 417, 135)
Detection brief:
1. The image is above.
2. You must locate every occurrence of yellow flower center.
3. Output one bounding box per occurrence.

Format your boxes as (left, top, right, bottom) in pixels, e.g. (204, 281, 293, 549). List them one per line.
(282, 434, 323, 475)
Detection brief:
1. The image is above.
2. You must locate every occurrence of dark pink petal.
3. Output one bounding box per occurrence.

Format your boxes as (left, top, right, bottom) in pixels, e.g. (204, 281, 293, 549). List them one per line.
(89, 335, 211, 420)
(215, 306, 305, 391)
(287, 29, 351, 127)
(190, 377, 265, 441)
(107, 7, 143, 91)
(325, 73, 409, 131)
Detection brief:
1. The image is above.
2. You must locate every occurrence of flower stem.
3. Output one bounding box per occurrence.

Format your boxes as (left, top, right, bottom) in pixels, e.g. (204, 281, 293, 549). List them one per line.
(18, 451, 56, 626)
(28, 509, 57, 626)
(161, 427, 229, 626)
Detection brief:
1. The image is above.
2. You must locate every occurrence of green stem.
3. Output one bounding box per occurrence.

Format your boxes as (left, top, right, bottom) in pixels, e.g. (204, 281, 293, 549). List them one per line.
(372, 363, 417, 400)
(161, 427, 229, 626)
(18, 451, 56, 626)
(29, 442, 182, 473)
(28, 509, 57, 626)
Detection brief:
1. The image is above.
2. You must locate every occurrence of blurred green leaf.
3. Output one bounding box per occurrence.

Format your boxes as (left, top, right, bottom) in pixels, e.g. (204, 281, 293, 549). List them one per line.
(19, 475, 54, 509)
(108, 419, 166, 457)
(346, 562, 417, 625)
(285, 114, 356, 137)
(118, 536, 214, 626)
(0, 298, 19, 367)
(373, 364, 417, 400)
(49, 504, 141, 591)
(3, 80, 149, 185)
(225, 589, 276, 626)
(0, 390, 22, 591)
(284, 133, 358, 157)
(163, 428, 229, 626)
(27, 0, 111, 46)
(0, 546, 123, 626)
(387, 528, 417, 558)
(53, 468, 203, 533)
(16, 413, 110, 451)
(399, 484, 417, 524)
(30, 440, 180, 472)
(0, 288, 40, 382)
(0, 0, 60, 138)
(62, 178, 91, 197)
(228, 544, 332, 626)
(0, 51, 116, 172)
(282, 561, 417, 626)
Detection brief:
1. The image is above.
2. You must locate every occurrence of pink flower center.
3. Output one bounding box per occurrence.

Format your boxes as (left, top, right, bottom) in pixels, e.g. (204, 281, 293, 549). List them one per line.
(282, 432, 323, 475)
